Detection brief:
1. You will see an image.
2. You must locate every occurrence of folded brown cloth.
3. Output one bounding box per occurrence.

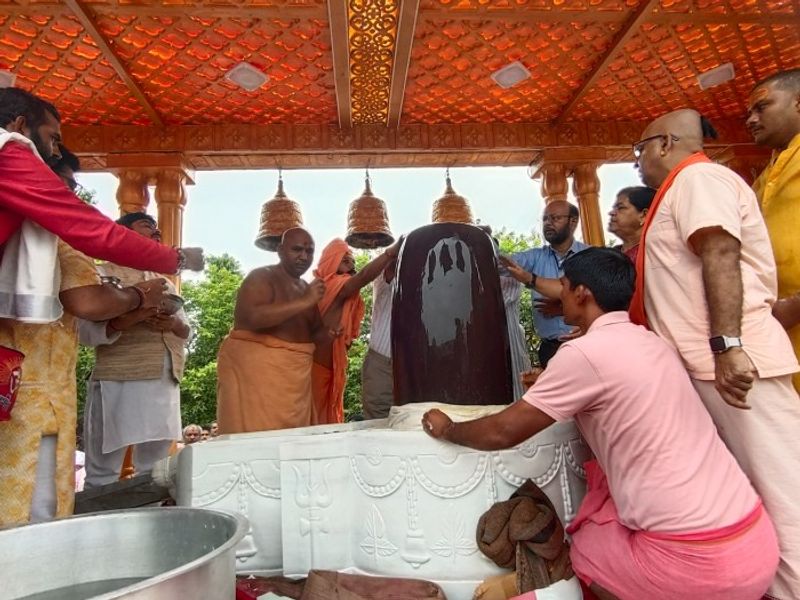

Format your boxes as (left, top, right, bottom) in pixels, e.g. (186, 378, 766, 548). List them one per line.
(236, 571, 447, 600)
(301, 570, 447, 600)
(236, 575, 306, 599)
(476, 480, 573, 593)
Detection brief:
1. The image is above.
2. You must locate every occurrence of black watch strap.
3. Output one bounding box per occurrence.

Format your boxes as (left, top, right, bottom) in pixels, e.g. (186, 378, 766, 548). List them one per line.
(525, 273, 537, 289)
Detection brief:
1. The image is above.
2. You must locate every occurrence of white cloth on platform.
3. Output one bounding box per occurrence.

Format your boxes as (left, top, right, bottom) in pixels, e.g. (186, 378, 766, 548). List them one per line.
(367, 274, 393, 358)
(501, 275, 532, 399)
(0, 128, 61, 323)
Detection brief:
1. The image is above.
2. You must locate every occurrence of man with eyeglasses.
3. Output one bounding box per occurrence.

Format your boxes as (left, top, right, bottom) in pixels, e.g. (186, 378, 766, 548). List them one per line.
(508, 201, 587, 368)
(630, 108, 800, 600)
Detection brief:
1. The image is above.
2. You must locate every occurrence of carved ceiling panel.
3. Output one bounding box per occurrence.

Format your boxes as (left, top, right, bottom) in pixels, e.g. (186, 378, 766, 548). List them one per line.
(0, 12, 149, 124)
(401, 17, 622, 124)
(572, 17, 800, 121)
(91, 12, 336, 125)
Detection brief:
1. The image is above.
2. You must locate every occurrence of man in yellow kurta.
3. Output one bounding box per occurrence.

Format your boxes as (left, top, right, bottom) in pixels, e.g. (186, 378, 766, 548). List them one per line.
(0, 240, 168, 525)
(748, 68, 800, 392)
(0, 242, 104, 524)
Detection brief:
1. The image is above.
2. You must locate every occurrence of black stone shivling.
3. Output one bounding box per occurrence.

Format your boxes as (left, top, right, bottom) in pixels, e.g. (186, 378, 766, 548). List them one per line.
(391, 223, 513, 406)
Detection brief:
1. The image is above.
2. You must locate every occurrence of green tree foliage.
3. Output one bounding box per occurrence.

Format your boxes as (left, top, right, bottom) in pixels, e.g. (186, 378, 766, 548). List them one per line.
(342, 251, 374, 420)
(76, 187, 96, 205)
(180, 254, 244, 425)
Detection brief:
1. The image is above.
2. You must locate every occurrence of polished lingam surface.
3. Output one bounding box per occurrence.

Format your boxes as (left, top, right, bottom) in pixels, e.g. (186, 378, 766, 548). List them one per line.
(392, 223, 514, 406)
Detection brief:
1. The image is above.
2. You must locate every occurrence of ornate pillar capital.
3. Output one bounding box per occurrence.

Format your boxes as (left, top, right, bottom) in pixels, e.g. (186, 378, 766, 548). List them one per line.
(116, 170, 150, 215)
(538, 162, 569, 204)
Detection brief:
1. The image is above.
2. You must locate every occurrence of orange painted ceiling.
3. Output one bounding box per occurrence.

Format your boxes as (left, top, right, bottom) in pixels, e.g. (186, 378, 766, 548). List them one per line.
(0, 0, 798, 127)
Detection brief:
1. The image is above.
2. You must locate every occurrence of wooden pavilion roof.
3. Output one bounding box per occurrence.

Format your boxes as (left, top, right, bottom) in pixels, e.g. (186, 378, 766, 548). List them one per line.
(1, 0, 798, 169)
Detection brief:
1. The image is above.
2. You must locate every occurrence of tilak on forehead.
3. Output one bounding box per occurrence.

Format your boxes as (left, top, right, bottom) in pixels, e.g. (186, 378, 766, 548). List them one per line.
(748, 86, 769, 110)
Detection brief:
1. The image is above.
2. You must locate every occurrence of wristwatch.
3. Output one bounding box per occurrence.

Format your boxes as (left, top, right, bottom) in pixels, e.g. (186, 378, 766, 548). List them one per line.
(525, 272, 538, 290)
(709, 335, 743, 354)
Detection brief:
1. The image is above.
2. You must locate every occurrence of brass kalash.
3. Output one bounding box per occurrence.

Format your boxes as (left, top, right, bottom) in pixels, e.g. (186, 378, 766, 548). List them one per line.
(254, 172, 305, 252)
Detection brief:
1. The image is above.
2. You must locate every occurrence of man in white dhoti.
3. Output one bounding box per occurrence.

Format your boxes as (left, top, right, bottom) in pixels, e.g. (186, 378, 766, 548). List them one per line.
(80, 212, 190, 488)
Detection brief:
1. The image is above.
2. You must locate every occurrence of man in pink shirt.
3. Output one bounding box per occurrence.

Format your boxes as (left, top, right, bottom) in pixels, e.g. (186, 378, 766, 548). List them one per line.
(423, 248, 778, 600)
(633, 109, 800, 600)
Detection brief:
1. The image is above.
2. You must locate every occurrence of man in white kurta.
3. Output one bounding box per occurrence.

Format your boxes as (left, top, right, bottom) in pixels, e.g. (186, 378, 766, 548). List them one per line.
(79, 213, 189, 488)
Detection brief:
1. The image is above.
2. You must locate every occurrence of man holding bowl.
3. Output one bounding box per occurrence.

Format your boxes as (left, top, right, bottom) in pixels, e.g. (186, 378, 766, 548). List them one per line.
(79, 212, 191, 488)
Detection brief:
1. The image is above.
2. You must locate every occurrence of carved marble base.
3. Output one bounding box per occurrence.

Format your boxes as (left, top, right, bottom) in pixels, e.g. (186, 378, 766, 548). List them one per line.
(176, 419, 588, 599)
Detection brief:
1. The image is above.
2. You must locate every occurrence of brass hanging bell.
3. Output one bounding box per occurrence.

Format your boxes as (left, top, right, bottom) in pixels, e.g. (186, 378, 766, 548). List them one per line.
(345, 175, 394, 249)
(254, 177, 304, 252)
(431, 172, 474, 225)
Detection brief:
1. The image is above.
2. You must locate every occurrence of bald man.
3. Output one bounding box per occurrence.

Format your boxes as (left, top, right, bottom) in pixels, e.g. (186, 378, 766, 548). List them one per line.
(216, 228, 328, 433)
(631, 109, 800, 600)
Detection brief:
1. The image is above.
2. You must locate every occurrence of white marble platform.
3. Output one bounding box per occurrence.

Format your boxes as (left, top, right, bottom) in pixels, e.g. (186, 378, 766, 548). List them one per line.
(175, 417, 588, 600)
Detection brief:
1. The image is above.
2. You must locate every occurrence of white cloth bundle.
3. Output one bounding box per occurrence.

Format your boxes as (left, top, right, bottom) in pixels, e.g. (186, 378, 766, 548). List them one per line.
(0, 128, 61, 323)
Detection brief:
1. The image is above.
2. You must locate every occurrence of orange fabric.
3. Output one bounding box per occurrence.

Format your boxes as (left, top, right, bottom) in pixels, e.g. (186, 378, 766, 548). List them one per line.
(311, 239, 365, 424)
(216, 330, 315, 433)
(311, 362, 334, 424)
(629, 152, 712, 327)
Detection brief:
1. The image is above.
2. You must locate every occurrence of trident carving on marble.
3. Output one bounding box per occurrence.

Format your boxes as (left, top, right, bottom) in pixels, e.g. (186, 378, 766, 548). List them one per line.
(294, 462, 333, 567)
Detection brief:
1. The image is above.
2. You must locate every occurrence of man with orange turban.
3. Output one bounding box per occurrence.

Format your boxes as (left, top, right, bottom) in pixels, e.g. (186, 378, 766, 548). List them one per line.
(312, 238, 401, 424)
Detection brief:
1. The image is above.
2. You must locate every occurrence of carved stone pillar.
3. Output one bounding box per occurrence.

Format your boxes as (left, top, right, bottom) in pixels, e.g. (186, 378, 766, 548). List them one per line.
(572, 163, 605, 247)
(540, 163, 568, 204)
(116, 170, 150, 215)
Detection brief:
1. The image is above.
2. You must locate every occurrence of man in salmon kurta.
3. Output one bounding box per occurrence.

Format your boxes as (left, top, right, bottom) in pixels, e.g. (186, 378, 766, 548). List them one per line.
(216, 228, 327, 434)
(311, 238, 401, 424)
(747, 69, 800, 394)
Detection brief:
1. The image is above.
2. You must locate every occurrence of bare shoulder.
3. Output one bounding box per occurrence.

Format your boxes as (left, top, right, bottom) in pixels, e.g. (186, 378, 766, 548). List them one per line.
(241, 266, 278, 288)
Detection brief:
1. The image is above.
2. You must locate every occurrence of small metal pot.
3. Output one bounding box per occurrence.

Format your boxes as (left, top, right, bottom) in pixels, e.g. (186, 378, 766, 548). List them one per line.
(1, 507, 247, 599)
(159, 293, 185, 316)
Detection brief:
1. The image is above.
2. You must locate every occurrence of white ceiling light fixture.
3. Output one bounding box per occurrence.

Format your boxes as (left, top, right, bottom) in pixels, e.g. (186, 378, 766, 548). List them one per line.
(0, 70, 16, 88)
(697, 62, 735, 91)
(225, 62, 269, 92)
(491, 61, 531, 89)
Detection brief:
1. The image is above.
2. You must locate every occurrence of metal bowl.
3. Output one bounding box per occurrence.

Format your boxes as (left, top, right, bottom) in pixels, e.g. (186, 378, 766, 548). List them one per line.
(1, 507, 247, 600)
(159, 293, 184, 316)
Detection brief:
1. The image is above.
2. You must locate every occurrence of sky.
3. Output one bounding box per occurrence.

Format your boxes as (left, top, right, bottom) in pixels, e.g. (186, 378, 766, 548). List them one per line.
(78, 163, 643, 279)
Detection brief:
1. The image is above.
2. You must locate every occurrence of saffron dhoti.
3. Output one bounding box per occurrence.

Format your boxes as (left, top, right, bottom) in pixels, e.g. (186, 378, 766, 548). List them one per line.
(217, 331, 314, 433)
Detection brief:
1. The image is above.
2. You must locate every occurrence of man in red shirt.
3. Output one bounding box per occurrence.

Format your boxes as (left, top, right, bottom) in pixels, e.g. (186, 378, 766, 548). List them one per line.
(0, 87, 203, 274)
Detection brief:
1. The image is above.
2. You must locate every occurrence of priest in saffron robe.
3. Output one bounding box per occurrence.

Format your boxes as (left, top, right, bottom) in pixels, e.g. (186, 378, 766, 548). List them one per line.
(311, 238, 401, 424)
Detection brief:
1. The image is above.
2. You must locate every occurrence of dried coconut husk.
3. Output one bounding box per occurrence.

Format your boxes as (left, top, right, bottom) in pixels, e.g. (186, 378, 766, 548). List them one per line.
(431, 175, 474, 225)
(254, 179, 304, 252)
(345, 177, 394, 249)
